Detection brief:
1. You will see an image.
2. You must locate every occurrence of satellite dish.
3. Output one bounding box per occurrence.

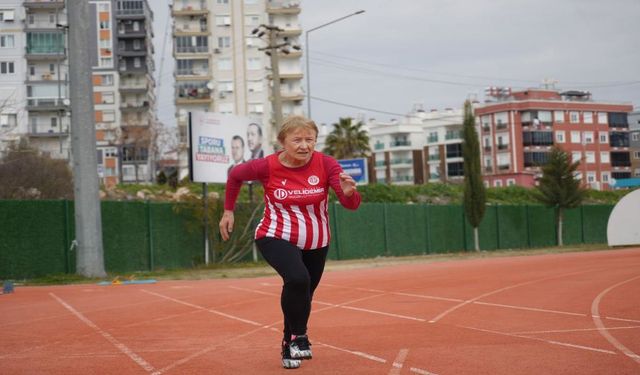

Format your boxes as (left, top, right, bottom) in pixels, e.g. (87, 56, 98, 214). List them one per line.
(206, 82, 214, 90)
(63, 98, 70, 106)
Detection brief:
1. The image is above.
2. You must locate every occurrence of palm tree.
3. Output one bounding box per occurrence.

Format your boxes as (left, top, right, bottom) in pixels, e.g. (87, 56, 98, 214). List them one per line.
(322, 117, 370, 159)
(534, 146, 587, 246)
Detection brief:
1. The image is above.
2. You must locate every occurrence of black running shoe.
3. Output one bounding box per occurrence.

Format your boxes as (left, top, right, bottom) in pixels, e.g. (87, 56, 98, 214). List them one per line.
(282, 341, 301, 369)
(289, 335, 312, 359)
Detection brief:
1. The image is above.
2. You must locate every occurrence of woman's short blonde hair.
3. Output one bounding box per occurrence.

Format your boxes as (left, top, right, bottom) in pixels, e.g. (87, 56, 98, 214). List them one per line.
(277, 115, 319, 143)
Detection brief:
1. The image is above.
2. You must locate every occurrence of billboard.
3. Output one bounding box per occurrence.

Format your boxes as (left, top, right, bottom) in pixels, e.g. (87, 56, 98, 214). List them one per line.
(337, 158, 369, 185)
(189, 112, 266, 183)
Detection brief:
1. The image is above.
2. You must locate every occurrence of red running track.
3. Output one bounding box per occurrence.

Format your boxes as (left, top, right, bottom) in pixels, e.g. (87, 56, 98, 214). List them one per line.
(1, 248, 639, 374)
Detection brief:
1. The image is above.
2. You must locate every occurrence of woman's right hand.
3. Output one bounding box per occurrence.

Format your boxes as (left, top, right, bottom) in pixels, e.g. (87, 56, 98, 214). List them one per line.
(219, 210, 235, 241)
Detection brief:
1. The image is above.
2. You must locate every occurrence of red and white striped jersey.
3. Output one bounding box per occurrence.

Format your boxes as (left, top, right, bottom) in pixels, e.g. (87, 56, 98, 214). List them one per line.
(225, 151, 360, 250)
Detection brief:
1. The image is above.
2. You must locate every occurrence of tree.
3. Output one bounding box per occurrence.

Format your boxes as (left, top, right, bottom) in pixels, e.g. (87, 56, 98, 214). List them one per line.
(0, 140, 73, 199)
(534, 146, 587, 246)
(462, 100, 486, 251)
(322, 117, 370, 159)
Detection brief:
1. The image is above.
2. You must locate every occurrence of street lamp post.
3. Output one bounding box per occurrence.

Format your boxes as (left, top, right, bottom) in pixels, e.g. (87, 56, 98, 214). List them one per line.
(305, 10, 365, 119)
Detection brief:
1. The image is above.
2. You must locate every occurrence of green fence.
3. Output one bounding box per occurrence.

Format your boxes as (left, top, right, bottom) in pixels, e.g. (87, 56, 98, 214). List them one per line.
(0, 200, 614, 278)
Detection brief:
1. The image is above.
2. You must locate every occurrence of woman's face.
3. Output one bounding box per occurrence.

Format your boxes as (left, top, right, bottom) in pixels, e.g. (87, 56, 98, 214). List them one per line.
(280, 127, 317, 165)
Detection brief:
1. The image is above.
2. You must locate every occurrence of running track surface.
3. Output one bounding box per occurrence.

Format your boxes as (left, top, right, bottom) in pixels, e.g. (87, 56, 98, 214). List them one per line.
(1, 248, 639, 374)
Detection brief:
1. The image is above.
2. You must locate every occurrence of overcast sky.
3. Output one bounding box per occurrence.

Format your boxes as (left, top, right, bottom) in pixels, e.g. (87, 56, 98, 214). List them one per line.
(154, 0, 640, 129)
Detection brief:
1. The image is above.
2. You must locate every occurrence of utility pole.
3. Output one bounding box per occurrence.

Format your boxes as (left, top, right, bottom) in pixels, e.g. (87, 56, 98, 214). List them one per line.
(252, 25, 300, 146)
(67, 0, 106, 277)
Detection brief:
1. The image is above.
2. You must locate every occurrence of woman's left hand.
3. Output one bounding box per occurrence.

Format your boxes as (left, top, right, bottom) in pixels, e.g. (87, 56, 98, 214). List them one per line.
(339, 173, 357, 197)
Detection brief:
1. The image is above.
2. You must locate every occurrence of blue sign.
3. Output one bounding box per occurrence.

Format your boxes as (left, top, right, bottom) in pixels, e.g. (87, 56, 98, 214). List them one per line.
(338, 158, 369, 185)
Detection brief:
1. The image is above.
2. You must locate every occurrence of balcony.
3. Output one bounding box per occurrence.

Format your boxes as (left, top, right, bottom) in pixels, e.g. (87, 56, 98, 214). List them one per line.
(175, 45, 209, 55)
(116, 7, 149, 20)
(611, 160, 631, 167)
(281, 91, 305, 102)
(26, 97, 68, 111)
(483, 146, 492, 152)
(482, 125, 491, 133)
(267, 72, 303, 80)
(390, 140, 411, 148)
(428, 154, 440, 161)
(24, 0, 65, 9)
(267, 0, 301, 14)
(28, 128, 69, 138)
(279, 26, 302, 37)
(497, 144, 509, 151)
(279, 50, 302, 58)
(171, 5, 209, 17)
(496, 122, 508, 130)
(25, 46, 65, 61)
(445, 131, 462, 140)
(120, 101, 150, 112)
(119, 82, 148, 94)
(522, 131, 553, 146)
(485, 166, 493, 173)
(25, 73, 65, 83)
(374, 161, 386, 167)
(429, 173, 440, 180)
(497, 164, 510, 171)
(390, 158, 412, 166)
(391, 175, 413, 183)
(117, 47, 147, 57)
(427, 136, 438, 143)
(374, 142, 385, 150)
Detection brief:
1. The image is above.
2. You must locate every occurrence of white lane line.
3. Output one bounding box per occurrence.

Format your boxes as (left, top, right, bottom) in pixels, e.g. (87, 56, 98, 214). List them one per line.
(389, 349, 409, 375)
(314, 301, 426, 322)
(49, 293, 156, 373)
(513, 325, 640, 335)
(461, 325, 617, 355)
(473, 301, 586, 317)
(394, 292, 464, 303)
(142, 290, 262, 327)
(429, 270, 591, 323)
(591, 275, 640, 363)
(322, 282, 387, 293)
(411, 367, 439, 375)
(316, 341, 387, 363)
(607, 316, 640, 324)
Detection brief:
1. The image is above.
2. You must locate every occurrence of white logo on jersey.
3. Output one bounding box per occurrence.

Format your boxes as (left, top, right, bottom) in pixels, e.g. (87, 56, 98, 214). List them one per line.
(307, 175, 320, 186)
(274, 188, 288, 200)
(281, 179, 287, 186)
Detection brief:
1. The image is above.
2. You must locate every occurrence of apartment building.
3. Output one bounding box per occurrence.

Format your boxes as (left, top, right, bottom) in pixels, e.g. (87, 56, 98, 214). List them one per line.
(475, 88, 633, 190)
(0, 1, 26, 157)
(172, 0, 304, 178)
(369, 106, 465, 185)
(629, 110, 640, 178)
(0, 0, 155, 187)
(23, 0, 71, 160)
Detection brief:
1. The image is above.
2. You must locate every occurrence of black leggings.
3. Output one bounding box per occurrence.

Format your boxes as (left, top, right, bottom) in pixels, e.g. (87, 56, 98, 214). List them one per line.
(256, 237, 328, 341)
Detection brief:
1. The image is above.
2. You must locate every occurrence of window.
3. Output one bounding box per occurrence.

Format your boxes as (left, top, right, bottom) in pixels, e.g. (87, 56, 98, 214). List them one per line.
(100, 74, 114, 86)
(49, 63, 55, 73)
(0, 10, 16, 22)
(133, 21, 140, 32)
(633, 151, 640, 160)
(248, 103, 263, 114)
(244, 0, 258, 4)
(570, 111, 579, 123)
(585, 151, 595, 164)
(571, 131, 581, 144)
(29, 65, 35, 75)
(215, 16, 231, 26)
(635, 168, 640, 177)
(217, 0, 229, 3)
(49, 13, 55, 23)
(632, 133, 640, 142)
(554, 110, 564, 123)
(0, 113, 17, 128)
(218, 36, 231, 48)
(601, 152, 610, 163)
(598, 112, 607, 124)
(134, 57, 141, 68)
(101, 92, 114, 104)
(587, 172, 596, 183)
(599, 132, 608, 144)
(583, 131, 594, 144)
(584, 112, 593, 124)
(494, 180, 503, 187)
(218, 102, 234, 114)
(133, 39, 141, 50)
(217, 58, 231, 70)
(555, 131, 565, 143)
(245, 15, 260, 25)
(100, 21, 109, 29)
(0, 34, 14, 48)
(100, 57, 112, 67)
(572, 151, 582, 163)
(507, 179, 516, 186)
(99, 4, 109, 11)
(602, 172, 610, 183)
(247, 80, 262, 93)
(103, 110, 115, 122)
(0, 61, 15, 74)
(51, 117, 57, 127)
(218, 80, 233, 92)
(247, 57, 261, 70)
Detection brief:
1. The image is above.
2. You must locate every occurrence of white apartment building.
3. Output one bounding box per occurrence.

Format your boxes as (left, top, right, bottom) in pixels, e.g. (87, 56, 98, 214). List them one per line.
(369, 106, 465, 185)
(0, 0, 72, 160)
(172, 0, 304, 178)
(0, 1, 27, 157)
